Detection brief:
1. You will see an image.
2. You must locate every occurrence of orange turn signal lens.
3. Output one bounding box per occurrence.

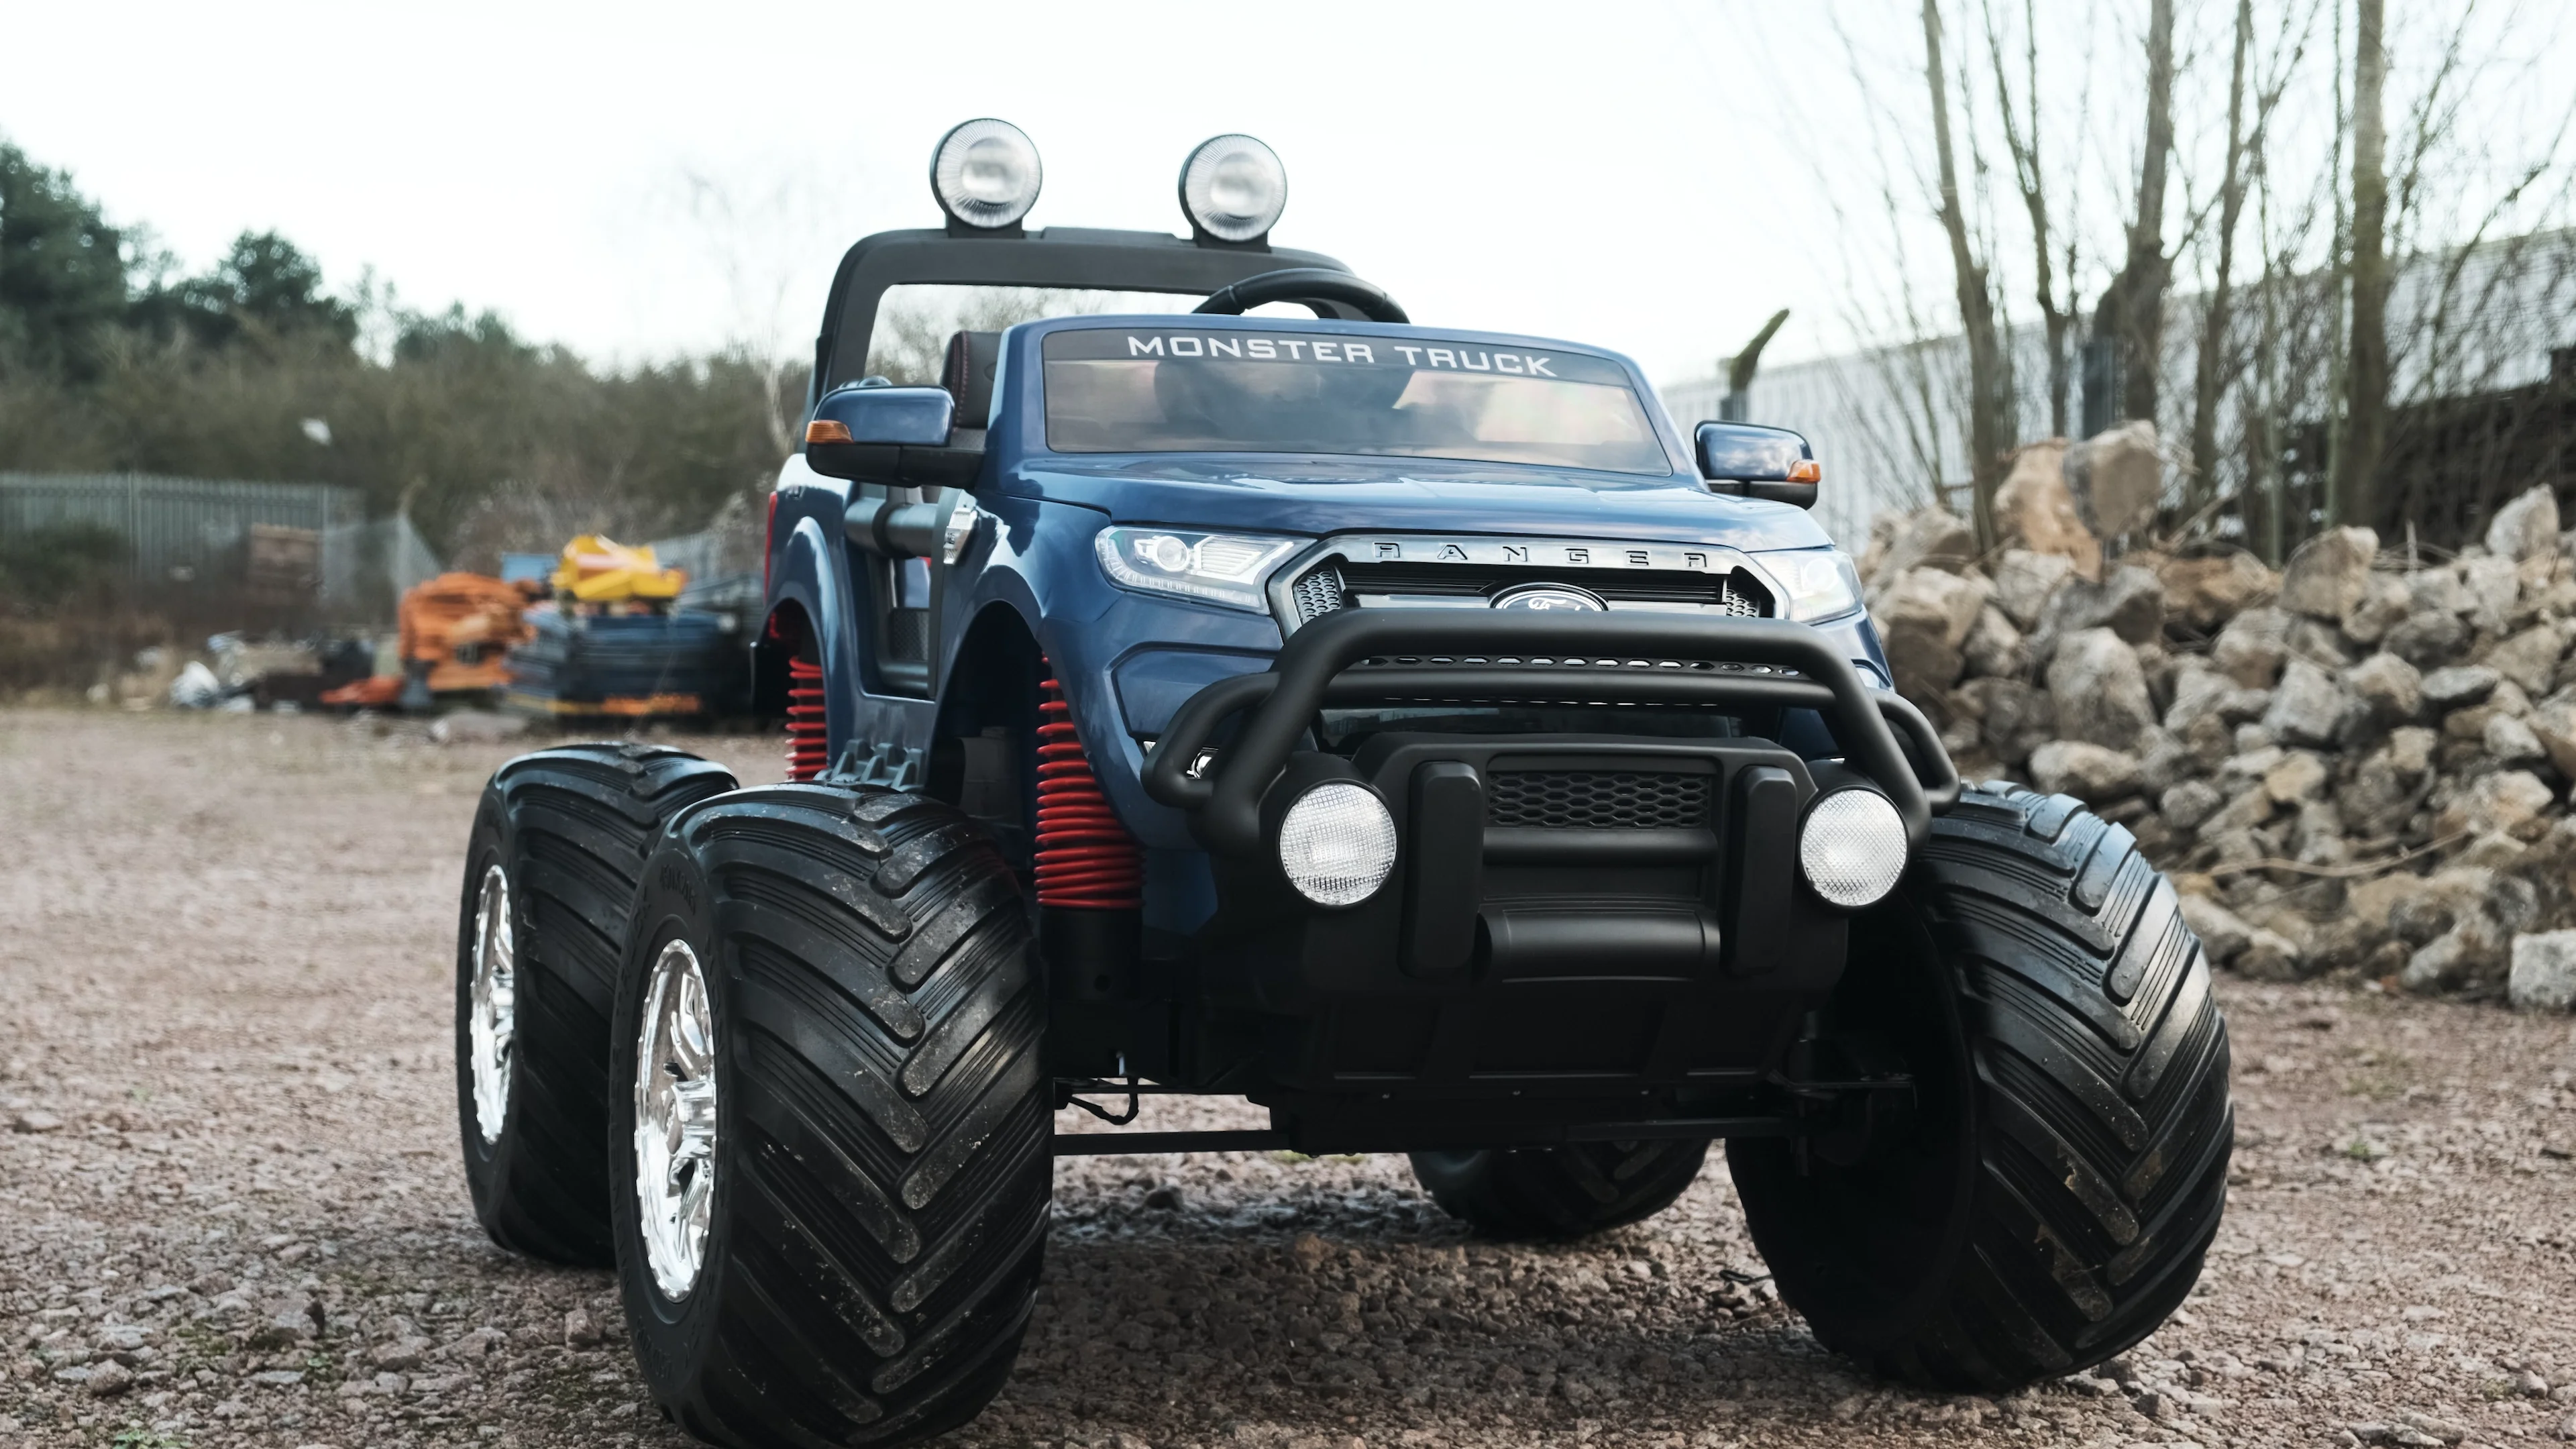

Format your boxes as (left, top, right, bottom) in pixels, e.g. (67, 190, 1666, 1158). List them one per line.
(1787, 459, 1822, 485)
(806, 419, 853, 445)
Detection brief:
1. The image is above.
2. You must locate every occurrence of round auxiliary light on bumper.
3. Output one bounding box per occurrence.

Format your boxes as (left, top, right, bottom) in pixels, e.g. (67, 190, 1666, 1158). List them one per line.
(1277, 782, 1397, 907)
(1799, 788, 1910, 910)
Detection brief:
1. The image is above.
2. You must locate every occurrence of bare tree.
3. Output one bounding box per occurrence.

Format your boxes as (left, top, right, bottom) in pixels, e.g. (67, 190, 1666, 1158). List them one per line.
(2096, 0, 2179, 431)
(2335, 0, 2389, 527)
(2184, 0, 2321, 537)
(1982, 0, 2076, 438)
(1782, 0, 2575, 558)
(1720, 308, 1793, 421)
(2186, 0, 2257, 517)
(1921, 0, 2012, 548)
(2244, 165, 2288, 564)
(2353, 1, 2575, 540)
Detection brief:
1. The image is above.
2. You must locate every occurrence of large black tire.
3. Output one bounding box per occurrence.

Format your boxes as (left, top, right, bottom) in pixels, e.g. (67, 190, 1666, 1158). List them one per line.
(1409, 1141, 1708, 1240)
(455, 742, 738, 1265)
(1729, 784, 2233, 1390)
(610, 784, 1049, 1448)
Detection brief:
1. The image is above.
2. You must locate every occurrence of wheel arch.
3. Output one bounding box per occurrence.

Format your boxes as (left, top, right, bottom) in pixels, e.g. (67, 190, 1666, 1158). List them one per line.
(926, 600, 1047, 861)
(933, 600, 1046, 736)
(751, 596, 811, 718)
(755, 509, 857, 746)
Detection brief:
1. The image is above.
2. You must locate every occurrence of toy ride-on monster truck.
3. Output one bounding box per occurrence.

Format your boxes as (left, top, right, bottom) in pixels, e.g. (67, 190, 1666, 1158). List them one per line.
(453, 121, 2232, 1446)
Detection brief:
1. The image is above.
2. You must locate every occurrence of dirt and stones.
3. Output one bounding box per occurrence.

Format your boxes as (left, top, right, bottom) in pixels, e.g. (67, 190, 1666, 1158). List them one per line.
(1864, 473, 2576, 1003)
(5, 708, 2576, 1448)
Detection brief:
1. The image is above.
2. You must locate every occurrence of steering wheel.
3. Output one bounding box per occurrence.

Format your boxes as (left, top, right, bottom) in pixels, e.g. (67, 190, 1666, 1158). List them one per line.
(1194, 268, 1410, 324)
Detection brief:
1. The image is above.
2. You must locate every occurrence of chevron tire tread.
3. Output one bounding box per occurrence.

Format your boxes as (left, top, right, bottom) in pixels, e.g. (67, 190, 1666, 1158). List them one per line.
(612, 783, 1047, 1448)
(1729, 782, 2233, 1391)
(1409, 1140, 1708, 1240)
(455, 742, 739, 1265)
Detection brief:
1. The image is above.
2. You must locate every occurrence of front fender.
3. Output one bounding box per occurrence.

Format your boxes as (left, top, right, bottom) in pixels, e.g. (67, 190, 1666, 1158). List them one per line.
(759, 468, 873, 773)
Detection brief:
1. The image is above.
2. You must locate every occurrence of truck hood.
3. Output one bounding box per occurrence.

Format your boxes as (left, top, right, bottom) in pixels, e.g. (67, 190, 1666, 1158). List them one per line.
(1001, 455, 1835, 552)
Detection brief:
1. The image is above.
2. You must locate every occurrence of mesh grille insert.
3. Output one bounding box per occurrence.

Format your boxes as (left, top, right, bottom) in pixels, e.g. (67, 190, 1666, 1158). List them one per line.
(1716, 578, 1765, 616)
(1292, 566, 1346, 623)
(1487, 771, 1711, 829)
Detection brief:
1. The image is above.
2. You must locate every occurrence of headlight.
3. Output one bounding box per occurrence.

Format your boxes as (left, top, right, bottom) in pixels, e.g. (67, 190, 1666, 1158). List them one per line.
(1278, 782, 1398, 907)
(930, 119, 1042, 231)
(1095, 527, 1303, 611)
(1756, 548, 1864, 623)
(1179, 134, 1288, 243)
(1799, 788, 1909, 909)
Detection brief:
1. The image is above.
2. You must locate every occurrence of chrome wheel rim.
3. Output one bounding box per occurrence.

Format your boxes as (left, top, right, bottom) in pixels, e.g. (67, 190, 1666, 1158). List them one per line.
(468, 865, 516, 1146)
(635, 938, 718, 1299)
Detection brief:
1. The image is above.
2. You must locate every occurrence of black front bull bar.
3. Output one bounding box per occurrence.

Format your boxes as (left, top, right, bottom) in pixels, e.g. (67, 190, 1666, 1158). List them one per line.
(1140, 609, 1962, 856)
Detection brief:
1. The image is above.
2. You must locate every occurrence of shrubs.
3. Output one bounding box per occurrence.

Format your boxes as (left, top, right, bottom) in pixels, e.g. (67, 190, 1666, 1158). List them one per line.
(0, 520, 123, 604)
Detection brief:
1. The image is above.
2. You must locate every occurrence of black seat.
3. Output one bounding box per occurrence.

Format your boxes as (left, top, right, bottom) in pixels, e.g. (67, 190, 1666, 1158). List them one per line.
(941, 330, 1002, 429)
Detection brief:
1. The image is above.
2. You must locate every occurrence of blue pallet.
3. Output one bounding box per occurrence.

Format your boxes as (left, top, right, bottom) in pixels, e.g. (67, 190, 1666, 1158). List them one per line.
(505, 608, 749, 716)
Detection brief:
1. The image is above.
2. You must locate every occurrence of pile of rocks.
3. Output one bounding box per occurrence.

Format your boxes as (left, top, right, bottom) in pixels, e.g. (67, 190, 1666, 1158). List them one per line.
(1862, 435, 2576, 1010)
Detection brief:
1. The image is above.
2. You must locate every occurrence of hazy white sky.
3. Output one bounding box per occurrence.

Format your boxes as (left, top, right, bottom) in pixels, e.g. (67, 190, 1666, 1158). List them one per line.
(11, 2, 2561, 392)
(6, 1, 1850, 386)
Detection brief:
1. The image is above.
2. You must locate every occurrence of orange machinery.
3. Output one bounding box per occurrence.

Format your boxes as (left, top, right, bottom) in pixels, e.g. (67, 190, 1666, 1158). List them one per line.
(321, 572, 537, 708)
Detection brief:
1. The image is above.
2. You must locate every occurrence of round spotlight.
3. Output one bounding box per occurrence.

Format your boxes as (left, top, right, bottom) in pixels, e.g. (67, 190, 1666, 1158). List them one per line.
(1798, 789, 1909, 910)
(1277, 782, 1397, 908)
(1179, 134, 1287, 244)
(930, 119, 1042, 230)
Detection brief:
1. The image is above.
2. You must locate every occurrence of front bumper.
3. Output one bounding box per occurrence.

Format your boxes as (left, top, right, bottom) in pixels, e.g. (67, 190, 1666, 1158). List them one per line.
(1128, 610, 1960, 1100)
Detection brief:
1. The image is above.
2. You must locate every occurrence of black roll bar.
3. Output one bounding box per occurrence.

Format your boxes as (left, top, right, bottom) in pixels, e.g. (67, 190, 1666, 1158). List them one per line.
(810, 227, 1357, 409)
(1140, 610, 1960, 855)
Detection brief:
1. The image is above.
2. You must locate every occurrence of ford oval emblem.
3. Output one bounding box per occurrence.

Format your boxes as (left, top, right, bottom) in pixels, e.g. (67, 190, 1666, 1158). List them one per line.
(1489, 583, 1608, 612)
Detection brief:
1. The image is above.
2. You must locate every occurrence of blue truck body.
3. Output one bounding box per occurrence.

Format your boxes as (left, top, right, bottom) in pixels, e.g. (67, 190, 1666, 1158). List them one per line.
(765, 312, 1892, 916)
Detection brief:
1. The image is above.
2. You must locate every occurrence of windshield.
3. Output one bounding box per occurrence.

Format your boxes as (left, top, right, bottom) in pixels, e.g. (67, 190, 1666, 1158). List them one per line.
(1040, 326, 1674, 475)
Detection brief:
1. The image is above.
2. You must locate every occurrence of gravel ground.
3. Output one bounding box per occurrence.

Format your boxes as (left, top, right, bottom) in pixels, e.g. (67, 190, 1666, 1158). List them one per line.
(5, 706, 2576, 1449)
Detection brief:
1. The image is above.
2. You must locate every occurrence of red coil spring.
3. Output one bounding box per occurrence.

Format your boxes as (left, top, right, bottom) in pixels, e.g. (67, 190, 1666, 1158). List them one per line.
(785, 657, 827, 782)
(1034, 665, 1144, 909)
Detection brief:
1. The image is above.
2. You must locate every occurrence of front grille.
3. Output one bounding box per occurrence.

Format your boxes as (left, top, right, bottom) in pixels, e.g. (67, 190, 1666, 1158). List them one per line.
(1292, 560, 1772, 616)
(1292, 566, 1347, 624)
(1487, 770, 1711, 830)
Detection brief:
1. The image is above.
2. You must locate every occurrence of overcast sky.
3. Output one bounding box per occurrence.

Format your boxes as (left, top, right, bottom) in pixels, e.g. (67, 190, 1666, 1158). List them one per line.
(5, 1, 1867, 386)
(10, 2, 2562, 392)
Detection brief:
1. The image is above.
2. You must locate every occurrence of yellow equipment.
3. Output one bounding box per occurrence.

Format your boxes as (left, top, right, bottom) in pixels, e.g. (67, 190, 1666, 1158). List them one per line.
(552, 535, 687, 604)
